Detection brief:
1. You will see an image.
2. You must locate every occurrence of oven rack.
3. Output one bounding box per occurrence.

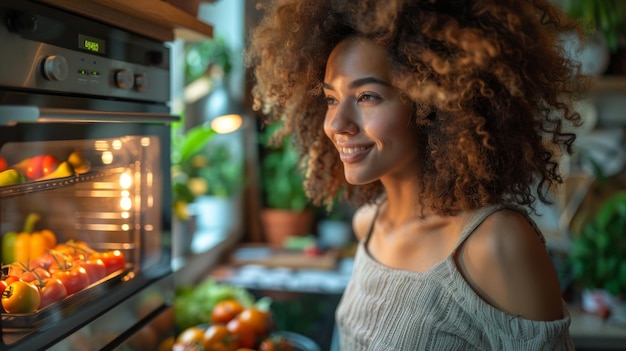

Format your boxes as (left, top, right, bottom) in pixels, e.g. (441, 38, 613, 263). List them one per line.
(1, 264, 133, 329)
(0, 167, 128, 198)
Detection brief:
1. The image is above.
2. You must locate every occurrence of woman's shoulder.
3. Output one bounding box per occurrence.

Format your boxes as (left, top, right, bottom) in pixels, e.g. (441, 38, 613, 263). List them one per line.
(352, 202, 380, 241)
(457, 208, 564, 321)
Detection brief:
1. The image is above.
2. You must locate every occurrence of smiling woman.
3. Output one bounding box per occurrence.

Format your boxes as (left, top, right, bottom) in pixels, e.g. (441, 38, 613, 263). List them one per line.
(246, 0, 590, 350)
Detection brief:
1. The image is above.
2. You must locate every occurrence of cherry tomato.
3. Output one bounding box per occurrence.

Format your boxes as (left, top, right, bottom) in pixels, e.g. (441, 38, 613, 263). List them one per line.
(226, 317, 257, 349)
(203, 324, 240, 351)
(52, 266, 89, 295)
(211, 299, 245, 324)
(238, 307, 273, 336)
(0, 156, 7, 172)
(0, 280, 8, 296)
(38, 278, 68, 309)
(1, 280, 41, 313)
(259, 336, 293, 351)
(4, 275, 20, 285)
(77, 258, 107, 285)
(7, 261, 43, 276)
(176, 326, 205, 345)
(89, 250, 126, 275)
(19, 266, 51, 284)
(25, 154, 59, 180)
(36, 251, 69, 271)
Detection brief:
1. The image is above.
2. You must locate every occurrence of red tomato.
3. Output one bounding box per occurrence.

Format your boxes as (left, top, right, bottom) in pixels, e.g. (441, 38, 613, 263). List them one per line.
(0, 280, 8, 296)
(1, 280, 41, 313)
(52, 266, 90, 295)
(226, 317, 257, 349)
(211, 299, 245, 324)
(38, 278, 68, 309)
(0, 156, 7, 172)
(90, 250, 126, 275)
(25, 154, 59, 180)
(203, 324, 240, 351)
(35, 251, 69, 271)
(238, 308, 272, 336)
(77, 258, 107, 285)
(4, 276, 20, 285)
(19, 267, 51, 284)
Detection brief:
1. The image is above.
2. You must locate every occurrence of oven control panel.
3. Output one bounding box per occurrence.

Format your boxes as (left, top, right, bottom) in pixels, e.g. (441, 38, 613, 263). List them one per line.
(0, 0, 170, 104)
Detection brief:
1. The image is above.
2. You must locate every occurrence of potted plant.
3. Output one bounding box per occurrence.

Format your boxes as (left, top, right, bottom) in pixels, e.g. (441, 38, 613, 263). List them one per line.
(316, 197, 355, 249)
(569, 190, 626, 322)
(188, 141, 244, 233)
(259, 122, 314, 248)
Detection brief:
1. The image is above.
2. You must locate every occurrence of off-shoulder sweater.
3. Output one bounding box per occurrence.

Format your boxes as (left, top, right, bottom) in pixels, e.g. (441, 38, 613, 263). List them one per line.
(335, 204, 575, 350)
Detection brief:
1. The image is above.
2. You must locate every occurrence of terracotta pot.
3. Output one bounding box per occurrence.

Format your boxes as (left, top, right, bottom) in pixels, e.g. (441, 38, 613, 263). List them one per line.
(260, 209, 314, 248)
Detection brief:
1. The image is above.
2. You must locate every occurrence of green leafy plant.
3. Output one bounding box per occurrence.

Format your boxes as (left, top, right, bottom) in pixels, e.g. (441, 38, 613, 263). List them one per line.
(184, 37, 232, 85)
(171, 121, 217, 220)
(569, 190, 626, 296)
(260, 122, 309, 211)
(560, 0, 626, 52)
(171, 122, 244, 220)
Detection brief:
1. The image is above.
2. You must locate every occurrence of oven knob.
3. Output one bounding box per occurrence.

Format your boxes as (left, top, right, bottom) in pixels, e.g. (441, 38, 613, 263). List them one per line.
(42, 55, 69, 82)
(114, 69, 135, 90)
(134, 73, 148, 92)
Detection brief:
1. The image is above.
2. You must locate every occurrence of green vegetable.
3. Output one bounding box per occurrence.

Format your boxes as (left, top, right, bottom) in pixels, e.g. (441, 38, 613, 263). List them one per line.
(174, 278, 255, 331)
(2, 232, 17, 264)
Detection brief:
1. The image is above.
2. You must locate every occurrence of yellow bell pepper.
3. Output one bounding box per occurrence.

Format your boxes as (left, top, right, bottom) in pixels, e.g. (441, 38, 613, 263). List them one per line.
(2, 213, 57, 264)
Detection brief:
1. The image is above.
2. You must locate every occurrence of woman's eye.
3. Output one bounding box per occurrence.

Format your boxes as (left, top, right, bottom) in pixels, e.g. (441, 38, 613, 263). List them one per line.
(357, 92, 380, 102)
(325, 96, 338, 105)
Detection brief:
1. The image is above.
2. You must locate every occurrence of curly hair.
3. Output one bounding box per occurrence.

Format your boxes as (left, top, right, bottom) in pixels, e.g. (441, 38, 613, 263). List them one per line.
(246, 0, 590, 215)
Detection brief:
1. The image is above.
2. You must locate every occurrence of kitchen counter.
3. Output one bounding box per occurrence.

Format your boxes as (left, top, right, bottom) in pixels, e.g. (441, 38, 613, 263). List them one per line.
(570, 307, 626, 350)
(33, 0, 213, 42)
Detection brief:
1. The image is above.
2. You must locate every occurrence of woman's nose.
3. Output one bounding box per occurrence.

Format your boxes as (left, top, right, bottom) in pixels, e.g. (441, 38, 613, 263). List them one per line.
(327, 102, 358, 135)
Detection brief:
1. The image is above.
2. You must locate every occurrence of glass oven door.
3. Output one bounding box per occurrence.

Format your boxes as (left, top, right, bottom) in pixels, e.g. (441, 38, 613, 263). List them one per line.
(0, 107, 176, 350)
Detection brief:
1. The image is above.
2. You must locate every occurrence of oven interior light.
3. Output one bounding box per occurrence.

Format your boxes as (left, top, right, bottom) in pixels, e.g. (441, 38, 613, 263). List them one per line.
(119, 172, 133, 188)
(112, 140, 122, 150)
(120, 197, 132, 211)
(102, 151, 113, 165)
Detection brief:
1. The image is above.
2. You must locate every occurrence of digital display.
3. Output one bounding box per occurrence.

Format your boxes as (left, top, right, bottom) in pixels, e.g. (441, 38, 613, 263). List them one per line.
(78, 34, 106, 54)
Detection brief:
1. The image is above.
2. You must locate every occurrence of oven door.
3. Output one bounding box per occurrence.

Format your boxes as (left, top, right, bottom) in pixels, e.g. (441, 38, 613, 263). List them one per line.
(0, 106, 176, 351)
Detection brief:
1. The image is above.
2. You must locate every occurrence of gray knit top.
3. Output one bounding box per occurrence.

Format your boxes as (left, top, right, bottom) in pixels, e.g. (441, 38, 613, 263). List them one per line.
(335, 204, 574, 350)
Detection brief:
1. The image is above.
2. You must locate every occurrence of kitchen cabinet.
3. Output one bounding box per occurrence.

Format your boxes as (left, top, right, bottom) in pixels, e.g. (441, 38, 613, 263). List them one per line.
(33, 0, 213, 42)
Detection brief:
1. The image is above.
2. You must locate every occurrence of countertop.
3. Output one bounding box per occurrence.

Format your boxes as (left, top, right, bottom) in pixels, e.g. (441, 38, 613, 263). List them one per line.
(33, 0, 213, 42)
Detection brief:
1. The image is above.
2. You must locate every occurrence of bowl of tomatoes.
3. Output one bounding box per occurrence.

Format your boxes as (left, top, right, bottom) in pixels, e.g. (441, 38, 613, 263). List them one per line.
(171, 297, 320, 351)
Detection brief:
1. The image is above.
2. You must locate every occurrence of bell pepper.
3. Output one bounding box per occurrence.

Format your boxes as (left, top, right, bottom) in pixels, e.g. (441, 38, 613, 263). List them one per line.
(0, 169, 25, 187)
(2, 213, 57, 264)
(2, 231, 17, 264)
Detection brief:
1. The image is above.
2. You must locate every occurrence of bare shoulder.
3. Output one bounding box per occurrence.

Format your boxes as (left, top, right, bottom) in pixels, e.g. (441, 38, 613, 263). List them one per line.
(352, 203, 379, 241)
(457, 209, 564, 321)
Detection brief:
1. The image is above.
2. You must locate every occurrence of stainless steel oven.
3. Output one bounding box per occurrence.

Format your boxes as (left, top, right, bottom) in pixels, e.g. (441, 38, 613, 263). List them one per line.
(0, 1, 176, 350)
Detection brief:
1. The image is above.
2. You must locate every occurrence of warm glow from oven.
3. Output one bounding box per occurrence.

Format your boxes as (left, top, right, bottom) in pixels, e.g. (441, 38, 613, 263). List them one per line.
(122, 212, 130, 219)
(94, 140, 109, 151)
(102, 151, 113, 164)
(120, 196, 132, 211)
(121, 223, 130, 231)
(141, 137, 150, 146)
(119, 173, 132, 188)
(112, 139, 122, 150)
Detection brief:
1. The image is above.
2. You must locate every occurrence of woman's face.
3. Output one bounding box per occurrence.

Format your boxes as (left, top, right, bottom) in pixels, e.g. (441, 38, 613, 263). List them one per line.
(323, 37, 420, 185)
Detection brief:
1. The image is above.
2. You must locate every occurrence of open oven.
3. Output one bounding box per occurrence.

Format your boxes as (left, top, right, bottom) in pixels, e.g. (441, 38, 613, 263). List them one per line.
(0, 1, 176, 350)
